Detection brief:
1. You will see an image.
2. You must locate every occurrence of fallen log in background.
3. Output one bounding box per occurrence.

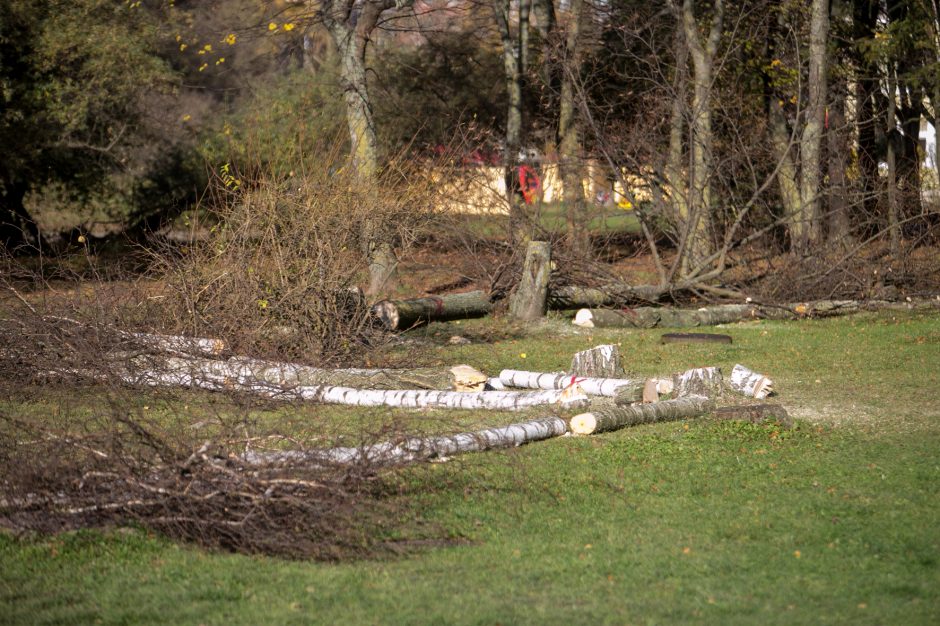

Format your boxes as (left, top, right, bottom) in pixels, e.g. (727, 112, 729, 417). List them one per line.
(570, 395, 715, 435)
(548, 284, 665, 309)
(372, 291, 493, 330)
(118, 331, 229, 358)
(241, 415, 569, 466)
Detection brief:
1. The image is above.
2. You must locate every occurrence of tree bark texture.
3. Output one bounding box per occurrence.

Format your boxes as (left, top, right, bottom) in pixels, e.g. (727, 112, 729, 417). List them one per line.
(509, 240, 552, 321)
(241, 415, 569, 467)
(558, 0, 589, 257)
(569, 395, 715, 435)
(729, 364, 774, 399)
(498, 369, 670, 399)
(672, 366, 723, 398)
(548, 283, 663, 309)
(569, 344, 624, 378)
(799, 0, 829, 249)
(372, 290, 493, 330)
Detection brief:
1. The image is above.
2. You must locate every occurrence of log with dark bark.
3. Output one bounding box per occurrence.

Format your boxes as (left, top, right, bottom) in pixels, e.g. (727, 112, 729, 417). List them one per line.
(548, 283, 663, 309)
(372, 291, 493, 330)
(712, 404, 792, 427)
(570, 395, 715, 435)
(569, 344, 624, 378)
(241, 415, 569, 466)
(509, 241, 551, 321)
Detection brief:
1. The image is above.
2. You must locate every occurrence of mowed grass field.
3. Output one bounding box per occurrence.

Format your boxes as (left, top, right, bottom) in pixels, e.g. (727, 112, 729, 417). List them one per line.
(2, 310, 939, 625)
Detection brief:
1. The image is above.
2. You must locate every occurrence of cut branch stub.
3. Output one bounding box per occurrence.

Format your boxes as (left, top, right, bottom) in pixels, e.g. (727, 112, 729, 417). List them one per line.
(729, 364, 774, 399)
(570, 395, 715, 435)
(570, 344, 624, 378)
(372, 290, 493, 330)
(509, 240, 552, 321)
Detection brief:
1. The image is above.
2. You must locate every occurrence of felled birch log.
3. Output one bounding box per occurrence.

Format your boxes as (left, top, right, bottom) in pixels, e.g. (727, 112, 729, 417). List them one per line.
(671, 366, 724, 398)
(372, 290, 493, 330)
(569, 395, 715, 435)
(126, 356, 589, 410)
(127, 354, 486, 391)
(729, 364, 774, 399)
(241, 416, 569, 466)
(118, 331, 228, 357)
(498, 369, 673, 399)
(570, 344, 624, 378)
(509, 240, 551, 321)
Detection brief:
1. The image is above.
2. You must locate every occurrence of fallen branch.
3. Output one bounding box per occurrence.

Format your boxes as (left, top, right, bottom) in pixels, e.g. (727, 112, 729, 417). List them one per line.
(241, 415, 569, 466)
(569, 395, 715, 435)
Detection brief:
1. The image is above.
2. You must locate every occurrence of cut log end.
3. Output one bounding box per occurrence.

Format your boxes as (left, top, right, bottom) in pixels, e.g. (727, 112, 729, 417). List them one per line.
(642, 379, 660, 403)
(572, 309, 595, 328)
(450, 364, 487, 392)
(569, 412, 598, 435)
(372, 300, 400, 330)
(559, 383, 590, 409)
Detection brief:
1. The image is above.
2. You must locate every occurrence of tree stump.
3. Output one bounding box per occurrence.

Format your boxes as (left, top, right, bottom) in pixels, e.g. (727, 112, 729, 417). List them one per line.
(509, 241, 552, 321)
(729, 364, 774, 399)
(672, 366, 724, 398)
(569, 344, 624, 378)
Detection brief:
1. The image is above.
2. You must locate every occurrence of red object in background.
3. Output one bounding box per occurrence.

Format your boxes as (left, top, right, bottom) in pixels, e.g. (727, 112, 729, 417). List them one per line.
(518, 165, 540, 204)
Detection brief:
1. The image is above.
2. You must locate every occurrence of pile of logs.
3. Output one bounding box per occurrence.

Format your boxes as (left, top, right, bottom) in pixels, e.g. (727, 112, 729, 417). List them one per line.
(93, 335, 789, 468)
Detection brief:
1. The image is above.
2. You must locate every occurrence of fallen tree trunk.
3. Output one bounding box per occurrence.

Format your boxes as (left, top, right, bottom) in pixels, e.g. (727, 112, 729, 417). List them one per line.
(241, 415, 569, 466)
(118, 331, 229, 358)
(372, 291, 493, 330)
(569, 395, 715, 435)
(127, 356, 589, 410)
(498, 369, 672, 399)
(127, 355, 485, 391)
(548, 284, 664, 309)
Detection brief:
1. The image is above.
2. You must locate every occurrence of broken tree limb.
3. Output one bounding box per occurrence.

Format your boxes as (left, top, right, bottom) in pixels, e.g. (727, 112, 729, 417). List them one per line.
(569, 395, 715, 435)
(570, 344, 624, 378)
(372, 290, 493, 330)
(573, 304, 760, 329)
(125, 356, 589, 410)
(240, 415, 569, 467)
(509, 240, 551, 321)
(729, 364, 774, 399)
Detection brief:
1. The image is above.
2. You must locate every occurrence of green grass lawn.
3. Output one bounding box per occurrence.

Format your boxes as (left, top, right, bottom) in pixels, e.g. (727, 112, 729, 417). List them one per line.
(2, 311, 940, 624)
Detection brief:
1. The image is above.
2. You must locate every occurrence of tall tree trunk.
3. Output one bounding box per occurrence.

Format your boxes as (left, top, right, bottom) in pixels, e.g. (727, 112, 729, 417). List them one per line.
(323, 2, 399, 296)
(558, 0, 589, 257)
(679, 0, 722, 277)
(886, 69, 901, 256)
(665, 27, 689, 260)
(493, 0, 532, 245)
(799, 0, 829, 250)
(0, 180, 43, 252)
(827, 46, 853, 247)
(852, 0, 882, 225)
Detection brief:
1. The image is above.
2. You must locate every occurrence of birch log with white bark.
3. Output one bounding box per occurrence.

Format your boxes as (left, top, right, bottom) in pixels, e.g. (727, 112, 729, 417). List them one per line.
(498, 369, 672, 399)
(570, 344, 624, 378)
(125, 356, 588, 410)
(569, 395, 715, 435)
(241, 415, 569, 466)
(118, 332, 228, 358)
(729, 364, 773, 399)
(672, 366, 723, 398)
(126, 354, 485, 392)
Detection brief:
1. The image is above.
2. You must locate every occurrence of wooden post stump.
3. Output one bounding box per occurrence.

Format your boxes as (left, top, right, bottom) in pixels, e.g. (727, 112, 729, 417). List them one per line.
(509, 241, 552, 321)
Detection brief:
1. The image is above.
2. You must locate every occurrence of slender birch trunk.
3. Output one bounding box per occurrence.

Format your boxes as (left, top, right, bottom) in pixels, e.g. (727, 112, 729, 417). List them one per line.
(558, 0, 589, 257)
(800, 0, 829, 249)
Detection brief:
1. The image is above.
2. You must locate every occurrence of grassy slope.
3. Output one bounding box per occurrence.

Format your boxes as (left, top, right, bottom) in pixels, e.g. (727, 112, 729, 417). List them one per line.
(2, 311, 939, 625)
